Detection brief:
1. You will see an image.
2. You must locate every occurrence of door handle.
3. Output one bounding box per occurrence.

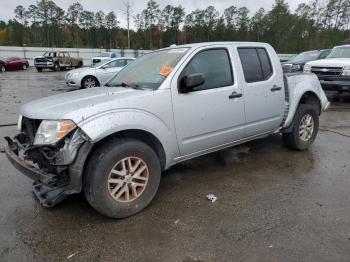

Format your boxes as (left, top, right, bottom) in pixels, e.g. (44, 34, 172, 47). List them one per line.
(271, 85, 282, 92)
(229, 91, 243, 99)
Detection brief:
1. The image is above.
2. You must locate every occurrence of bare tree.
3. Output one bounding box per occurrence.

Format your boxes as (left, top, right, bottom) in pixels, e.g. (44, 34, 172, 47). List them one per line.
(123, 1, 133, 49)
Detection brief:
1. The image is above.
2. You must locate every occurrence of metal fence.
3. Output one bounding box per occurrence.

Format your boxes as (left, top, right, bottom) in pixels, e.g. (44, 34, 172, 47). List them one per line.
(0, 45, 296, 66)
(0, 46, 151, 66)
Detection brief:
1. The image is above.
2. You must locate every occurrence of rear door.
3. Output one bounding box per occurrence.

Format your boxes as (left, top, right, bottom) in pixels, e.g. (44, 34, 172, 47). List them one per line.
(171, 47, 246, 156)
(237, 47, 285, 137)
(63, 52, 71, 66)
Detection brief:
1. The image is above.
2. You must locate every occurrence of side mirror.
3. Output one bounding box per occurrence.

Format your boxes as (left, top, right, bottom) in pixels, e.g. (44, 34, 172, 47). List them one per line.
(179, 73, 205, 93)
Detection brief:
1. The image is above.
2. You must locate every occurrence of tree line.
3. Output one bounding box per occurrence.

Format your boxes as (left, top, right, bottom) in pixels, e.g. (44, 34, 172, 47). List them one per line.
(0, 0, 350, 53)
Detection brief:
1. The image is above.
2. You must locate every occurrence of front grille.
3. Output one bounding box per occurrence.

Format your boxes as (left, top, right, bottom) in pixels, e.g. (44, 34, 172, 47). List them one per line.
(22, 117, 42, 144)
(282, 64, 293, 73)
(35, 58, 48, 63)
(311, 66, 343, 77)
(93, 59, 101, 64)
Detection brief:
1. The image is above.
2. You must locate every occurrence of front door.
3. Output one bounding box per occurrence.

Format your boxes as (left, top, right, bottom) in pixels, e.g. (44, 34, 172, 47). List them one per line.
(171, 47, 246, 156)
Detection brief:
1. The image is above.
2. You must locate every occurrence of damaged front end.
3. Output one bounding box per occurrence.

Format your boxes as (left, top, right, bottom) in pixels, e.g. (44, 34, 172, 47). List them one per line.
(4, 116, 92, 207)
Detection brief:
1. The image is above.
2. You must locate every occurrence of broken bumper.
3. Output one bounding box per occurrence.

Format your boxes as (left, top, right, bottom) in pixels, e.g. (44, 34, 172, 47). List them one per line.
(4, 136, 93, 207)
(5, 143, 69, 207)
(5, 146, 51, 182)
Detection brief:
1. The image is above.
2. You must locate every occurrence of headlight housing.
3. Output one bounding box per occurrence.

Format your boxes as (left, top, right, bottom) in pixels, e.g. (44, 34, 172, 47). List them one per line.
(17, 115, 23, 131)
(34, 120, 77, 145)
(303, 64, 311, 73)
(342, 65, 350, 76)
(71, 72, 80, 78)
(292, 64, 302, 71)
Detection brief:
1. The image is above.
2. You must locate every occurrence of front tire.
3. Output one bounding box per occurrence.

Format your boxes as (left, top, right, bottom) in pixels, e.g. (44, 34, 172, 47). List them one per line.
(283, 104, 319, 150)
(36, 67, 43, 72)
(0, 64, 5, 72)
(81, 76, 99, 89)
(84, 138, 161, 218)
(54, 63, 60, 71)
(22, 64, 28, 70)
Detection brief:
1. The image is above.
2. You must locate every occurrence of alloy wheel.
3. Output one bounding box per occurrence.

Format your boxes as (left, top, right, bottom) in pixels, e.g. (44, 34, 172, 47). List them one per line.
(299, 114, 314, 142)
(107, 156, 149, 203)
(84, 78, 96, 88)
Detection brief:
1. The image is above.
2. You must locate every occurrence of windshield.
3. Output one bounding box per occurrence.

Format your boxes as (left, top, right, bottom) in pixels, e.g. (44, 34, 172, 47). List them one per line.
(43, 52, 56, 57)
(91, 59, 111, 68)
(328, 47, 350, 58)
(289, 50, 320, 63)
(106, 48, 189, 89)
(99, 52, 111, 57)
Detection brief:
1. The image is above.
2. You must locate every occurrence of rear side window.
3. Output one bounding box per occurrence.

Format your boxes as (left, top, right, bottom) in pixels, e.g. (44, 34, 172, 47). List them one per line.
(257, 48, 273, 79)
(238, 48, 273, 83)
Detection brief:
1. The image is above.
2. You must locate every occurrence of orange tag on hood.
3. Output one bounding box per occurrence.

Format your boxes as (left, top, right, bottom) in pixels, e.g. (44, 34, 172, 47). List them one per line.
(160, 66, 174, 77)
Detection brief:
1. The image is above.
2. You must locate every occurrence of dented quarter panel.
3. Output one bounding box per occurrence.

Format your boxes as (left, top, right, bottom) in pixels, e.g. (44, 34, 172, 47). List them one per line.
(283, 73, 329, 128)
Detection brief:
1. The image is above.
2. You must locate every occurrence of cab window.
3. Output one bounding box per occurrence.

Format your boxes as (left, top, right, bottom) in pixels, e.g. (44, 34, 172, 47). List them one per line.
(105, 60, 125, 68)
(179, 49, 233, 92)
(238, 47, 273, 83)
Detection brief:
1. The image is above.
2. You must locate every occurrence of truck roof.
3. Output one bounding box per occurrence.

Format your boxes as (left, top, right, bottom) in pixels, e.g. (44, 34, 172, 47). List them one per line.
(163, 41, 272, 50)
(334, 45, 350, 49)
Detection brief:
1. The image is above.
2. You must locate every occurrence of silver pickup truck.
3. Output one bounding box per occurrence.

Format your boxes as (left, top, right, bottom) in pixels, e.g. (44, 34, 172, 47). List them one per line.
(5, 42, 330, 218)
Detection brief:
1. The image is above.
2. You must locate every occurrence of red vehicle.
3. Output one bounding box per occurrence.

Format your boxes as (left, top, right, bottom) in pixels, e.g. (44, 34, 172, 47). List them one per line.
(0, 57, 29, 72)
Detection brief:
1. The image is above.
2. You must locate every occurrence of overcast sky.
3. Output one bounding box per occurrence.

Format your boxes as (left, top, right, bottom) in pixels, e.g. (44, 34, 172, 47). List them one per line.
(0, 0, 307, 27)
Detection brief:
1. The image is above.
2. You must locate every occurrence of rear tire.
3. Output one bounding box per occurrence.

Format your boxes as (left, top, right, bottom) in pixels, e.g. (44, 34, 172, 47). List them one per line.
(84, 138, 161, 219)
(0, 64, 5, 73)
(36, 67, 42, 72)
(282, 104, 319, 150)
(77, 61, 83, 68)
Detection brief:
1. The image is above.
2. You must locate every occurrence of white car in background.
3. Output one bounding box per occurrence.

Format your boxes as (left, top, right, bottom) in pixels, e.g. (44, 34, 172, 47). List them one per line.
(65, 57, 135, 89)
(91, 52, 118, 65)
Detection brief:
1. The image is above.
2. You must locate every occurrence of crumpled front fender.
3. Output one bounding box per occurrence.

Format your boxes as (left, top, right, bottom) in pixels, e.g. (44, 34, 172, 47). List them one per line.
(77, 109, 179, 168)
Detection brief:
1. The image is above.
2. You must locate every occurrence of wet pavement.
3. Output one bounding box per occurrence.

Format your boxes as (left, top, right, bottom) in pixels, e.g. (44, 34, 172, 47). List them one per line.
(0, 68, 350, 262)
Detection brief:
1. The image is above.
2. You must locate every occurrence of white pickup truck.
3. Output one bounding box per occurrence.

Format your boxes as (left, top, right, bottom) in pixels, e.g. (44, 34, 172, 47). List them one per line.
(5, 42, 330, 218)
(304, 45, 350, 92)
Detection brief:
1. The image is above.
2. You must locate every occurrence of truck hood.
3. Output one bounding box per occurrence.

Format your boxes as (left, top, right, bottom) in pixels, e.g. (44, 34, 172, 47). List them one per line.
(20, 87, 153, 124)
(307, 58, 350, 67)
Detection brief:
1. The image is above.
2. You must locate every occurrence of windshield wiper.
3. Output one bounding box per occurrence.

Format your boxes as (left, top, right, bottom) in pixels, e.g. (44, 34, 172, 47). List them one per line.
(108, 82, 146, 90)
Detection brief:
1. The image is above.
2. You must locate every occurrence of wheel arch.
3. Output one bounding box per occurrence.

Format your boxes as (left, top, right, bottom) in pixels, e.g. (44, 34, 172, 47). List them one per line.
(69, 128, 167, 193)
(298, 91, 321, 115)
(283, 90, 322, 130)
(89, 129, 166, 171)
